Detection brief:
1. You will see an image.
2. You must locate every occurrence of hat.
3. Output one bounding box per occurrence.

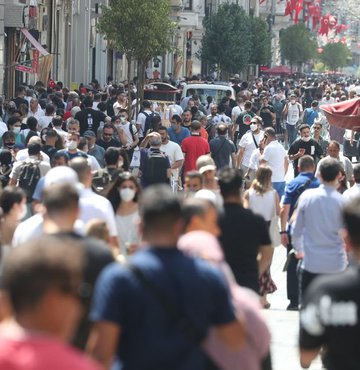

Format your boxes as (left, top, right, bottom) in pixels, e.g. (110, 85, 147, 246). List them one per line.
(83, 130, 96, 138)
(234, 74, 240, 79)
(44, 166, 79, 187)
(194, 189, 217, 206)
(196, 155, 216, 174)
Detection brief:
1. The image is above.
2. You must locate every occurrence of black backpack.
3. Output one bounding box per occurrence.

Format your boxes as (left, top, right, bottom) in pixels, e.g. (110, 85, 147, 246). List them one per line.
(143, 111, 155, 135)
(18, 160, 41, 201)
(142, 150, 169, 186)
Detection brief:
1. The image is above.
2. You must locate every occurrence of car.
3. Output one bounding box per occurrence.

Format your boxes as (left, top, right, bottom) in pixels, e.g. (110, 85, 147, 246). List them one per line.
(181, 83, 235, 106)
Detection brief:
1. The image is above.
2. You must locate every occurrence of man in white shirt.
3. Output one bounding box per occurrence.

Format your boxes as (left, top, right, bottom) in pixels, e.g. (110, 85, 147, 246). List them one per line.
(136, 100, 153, 139)
(261, 127, 288, 198)
(316, 140, 354, 186)
(343, 164, 360, 203)
(38, 104, 55, 130)
(231, 97, 244, 124)
(213, 104, 233, 140)
(158, 126, 184, 190)
(282, 94, 303, 145)
(28, 98, 45, 121)
(113, 91, 128, 116)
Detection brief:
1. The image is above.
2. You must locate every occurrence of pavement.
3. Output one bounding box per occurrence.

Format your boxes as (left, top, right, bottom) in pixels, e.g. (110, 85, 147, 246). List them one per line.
(263, 246, 323, 370)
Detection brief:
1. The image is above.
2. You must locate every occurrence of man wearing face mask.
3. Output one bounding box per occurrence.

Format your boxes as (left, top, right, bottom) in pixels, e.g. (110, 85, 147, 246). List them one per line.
(282, 94, 303, 146)
(167, 114, 190, 146)
(140, 132, 171, 188)
(7, 116, 24, 145)
(116, 109, 139, 162)
(237, 117, 264, 176)
(84, 130, 105, 168)
(288, 124, 323, 177)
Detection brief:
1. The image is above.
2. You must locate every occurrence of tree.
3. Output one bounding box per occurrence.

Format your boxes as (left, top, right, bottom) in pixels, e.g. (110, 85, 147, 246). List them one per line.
(248, 16, 272, 66)
(320, 43, 352, 71)
(199, 3, 252, 78)
(97, 0, 176, 110)
(280, 23, 317, 70)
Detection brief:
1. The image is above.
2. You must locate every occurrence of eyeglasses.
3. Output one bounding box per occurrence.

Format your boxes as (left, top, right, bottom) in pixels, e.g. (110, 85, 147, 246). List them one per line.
(313, 127, 321, 130)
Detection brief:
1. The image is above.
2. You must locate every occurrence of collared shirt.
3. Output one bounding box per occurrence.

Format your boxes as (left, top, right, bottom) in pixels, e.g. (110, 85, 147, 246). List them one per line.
(343, 183, 360, 203)
(292, 184, 348, 274)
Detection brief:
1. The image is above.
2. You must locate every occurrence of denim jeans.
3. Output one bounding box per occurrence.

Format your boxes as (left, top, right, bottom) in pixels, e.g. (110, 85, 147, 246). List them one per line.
(272, 181, 286, 200)
(286, 123, 298, 145)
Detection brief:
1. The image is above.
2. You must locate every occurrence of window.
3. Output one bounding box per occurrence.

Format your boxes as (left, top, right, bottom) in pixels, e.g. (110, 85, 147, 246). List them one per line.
(183, 0, 193, 10)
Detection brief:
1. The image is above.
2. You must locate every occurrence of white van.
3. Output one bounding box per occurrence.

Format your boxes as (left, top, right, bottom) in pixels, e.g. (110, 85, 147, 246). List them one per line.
(181, 83, 235, 106)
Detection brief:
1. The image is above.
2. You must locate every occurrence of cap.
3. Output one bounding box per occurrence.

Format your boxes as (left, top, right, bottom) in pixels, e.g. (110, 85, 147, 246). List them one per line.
(83, 130, 96, 138)
(196, 155, 216, 174)
(44, 166, 79, 187)
(234, 74, 240, 79)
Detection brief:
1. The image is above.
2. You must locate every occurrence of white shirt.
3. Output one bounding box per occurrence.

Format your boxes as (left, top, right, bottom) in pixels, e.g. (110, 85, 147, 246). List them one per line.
(38, 116, 54, 130)
(231, 105, 243, 122)
(262, 140, 287, 182)
(239, 131, 264, 167)
(249, 148, 261, 171)
(160, 140, 184, 178)
(79, 188, 117, 237)
(286, 102, 303, 126)
(316, 155, 353, 182)
(28, 106, 45, 121)
(16, 149, 50, 164)
(120, 122, 137, 145)
(0, 121, 8, 137)
(343, 183, 360, 203)
(168, 104, 183, 117)
(136, 109, 153, 138)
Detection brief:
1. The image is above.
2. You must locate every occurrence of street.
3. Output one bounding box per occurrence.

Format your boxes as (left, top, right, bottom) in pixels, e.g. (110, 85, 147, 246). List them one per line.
(264, 246, 323, 370)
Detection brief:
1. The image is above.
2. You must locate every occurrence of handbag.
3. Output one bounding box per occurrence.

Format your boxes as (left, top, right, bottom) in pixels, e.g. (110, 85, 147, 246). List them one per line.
(269, 190, 281, 247)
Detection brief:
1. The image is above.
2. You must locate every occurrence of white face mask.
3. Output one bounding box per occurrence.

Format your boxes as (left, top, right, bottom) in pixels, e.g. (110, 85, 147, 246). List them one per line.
(120, 117, 126, 123)
(301, 136, 311, 142)
(67, 140, 78, 150)
(119, 188, 136, 202)
(250, 123, 258, 132)
(290, 99, 296, 104)
(12, 127, 21, 134)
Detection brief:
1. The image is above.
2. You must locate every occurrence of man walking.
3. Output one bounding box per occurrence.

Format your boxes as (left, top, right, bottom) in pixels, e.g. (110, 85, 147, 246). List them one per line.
(210, 124, 237, 169)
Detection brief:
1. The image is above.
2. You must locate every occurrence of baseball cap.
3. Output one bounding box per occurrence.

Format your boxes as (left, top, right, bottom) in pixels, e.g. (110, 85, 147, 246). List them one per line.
(196, 155, 216, 174)
(83, 130, 96, 138)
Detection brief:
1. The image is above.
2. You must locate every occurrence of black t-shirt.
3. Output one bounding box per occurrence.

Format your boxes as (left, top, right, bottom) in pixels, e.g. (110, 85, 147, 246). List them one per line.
(259, 105, 275, 128)
(75, 108, 106, 135)
(41, 145, 58, 160)
(288, 138, 323, 176)
(96, 137, 121, 150)
(12, 97, 29, 109)
(219, 203, 271, 293)
(300, 266, 360, 370)
(236, 110, 255, 139)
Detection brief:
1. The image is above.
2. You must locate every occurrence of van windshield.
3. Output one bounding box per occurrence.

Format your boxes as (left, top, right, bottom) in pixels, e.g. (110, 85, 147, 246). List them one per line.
(191, 88, 231, 105)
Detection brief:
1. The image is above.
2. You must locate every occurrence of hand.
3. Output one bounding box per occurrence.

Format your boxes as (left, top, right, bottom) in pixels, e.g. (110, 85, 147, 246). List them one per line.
(281, 233, 289, 247)
(298, 148, 305, 156)
(295, 251, 304, 259)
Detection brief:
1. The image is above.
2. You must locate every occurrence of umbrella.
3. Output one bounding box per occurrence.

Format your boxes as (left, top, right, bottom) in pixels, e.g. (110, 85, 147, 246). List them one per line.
(321, 98, 360, 131)
(262, 66, 292, 76)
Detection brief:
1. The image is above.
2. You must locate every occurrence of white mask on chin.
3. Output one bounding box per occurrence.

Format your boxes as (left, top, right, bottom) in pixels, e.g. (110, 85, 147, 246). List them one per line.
(301, 136, 311, 142)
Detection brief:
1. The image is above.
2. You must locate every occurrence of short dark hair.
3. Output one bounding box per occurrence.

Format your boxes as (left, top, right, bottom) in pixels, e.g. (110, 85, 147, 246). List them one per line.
(7, 116, 20, 128)
(103, 123, 115, 131)
(298, 155, 315, 172)
(45, 104, 55, 115)
(218, 167, 243, 198)
(43, 183, 79, 216)
(185, 170, 202, 181)
(171, 114, 182, 124)
(311, 100, 319, 107)
(319, 157, 342, 182)
(299, 124, 310, 132)
(52, 116, 63, 127)
(83, 96, 93, 108)
(264, 127, 276, 138)
(139, 185, 182, 235)
(26, 116, 38, 131)
(353, 163, 360, 183)
(343, 197, 360, 247)
(2, 235, 83, 313)
(0, 186, 26, 215)
(190, 120, 201, 131)
(69, 157, 90, 183)
(2, 131, 16, 142)
(104, 147, 120, 166)
(182, 197, 215, 230)
(143, 100, 151, 108)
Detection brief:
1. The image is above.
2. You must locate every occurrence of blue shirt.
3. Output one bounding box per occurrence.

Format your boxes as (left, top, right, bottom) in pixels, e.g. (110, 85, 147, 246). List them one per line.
(304, 108, 319, 126)
(283, 172, 320, 218)
(168, 127, 190, 146)
(90, 247, 235, 370)
(292, 184, 348, 274)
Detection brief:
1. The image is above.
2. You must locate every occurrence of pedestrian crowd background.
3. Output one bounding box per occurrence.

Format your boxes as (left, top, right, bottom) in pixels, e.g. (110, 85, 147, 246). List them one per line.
(0, 74, 359, 369)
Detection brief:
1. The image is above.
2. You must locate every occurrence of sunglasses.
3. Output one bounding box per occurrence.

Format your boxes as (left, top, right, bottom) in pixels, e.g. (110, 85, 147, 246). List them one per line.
(313, 127, 321, 130)
(103, 133, 113, 137)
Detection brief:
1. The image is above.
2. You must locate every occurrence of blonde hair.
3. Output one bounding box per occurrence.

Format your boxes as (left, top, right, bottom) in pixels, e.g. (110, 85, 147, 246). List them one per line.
(251, 165, 273, 195)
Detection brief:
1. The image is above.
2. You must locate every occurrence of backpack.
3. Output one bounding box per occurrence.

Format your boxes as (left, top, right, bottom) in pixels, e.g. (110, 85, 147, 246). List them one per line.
(143, 111, 155, 135)
(142, 150, 169, 186)
(18, 160, 41, 201)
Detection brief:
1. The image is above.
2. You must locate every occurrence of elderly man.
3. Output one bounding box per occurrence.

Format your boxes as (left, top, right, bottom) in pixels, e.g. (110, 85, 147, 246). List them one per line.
(28, 98, 45, 120)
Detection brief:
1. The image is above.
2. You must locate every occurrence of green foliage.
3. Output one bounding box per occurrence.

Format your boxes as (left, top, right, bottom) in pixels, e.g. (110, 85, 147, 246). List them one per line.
(97, 0, 176, 61)
(313, 62, 325, 73)
(279, 23, 317, 66)
(199, 3, 252, 74)
(320, 43, 352, 71)
(248, 16, 271, 66)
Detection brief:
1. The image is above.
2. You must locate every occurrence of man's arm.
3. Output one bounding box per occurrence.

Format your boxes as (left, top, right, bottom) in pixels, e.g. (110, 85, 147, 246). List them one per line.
(213, 319, 245, 351)
(299, 348, 321, 369)
(87, 321, 121, 369)
(280, 203, 290, 246)
(236, 147, 245, 168)
(171, 159, 184, 171)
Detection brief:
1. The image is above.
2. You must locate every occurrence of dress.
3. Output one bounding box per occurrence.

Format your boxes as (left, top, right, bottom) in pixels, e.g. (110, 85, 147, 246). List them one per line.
(115, 211, 141, 256)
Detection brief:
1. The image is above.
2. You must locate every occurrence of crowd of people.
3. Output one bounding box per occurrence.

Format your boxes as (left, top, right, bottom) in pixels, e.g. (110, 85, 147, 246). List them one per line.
(0, 74, 359, 369)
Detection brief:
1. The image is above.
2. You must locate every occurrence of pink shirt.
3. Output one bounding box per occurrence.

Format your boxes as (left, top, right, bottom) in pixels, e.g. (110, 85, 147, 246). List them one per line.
(0, 336, 101, 370)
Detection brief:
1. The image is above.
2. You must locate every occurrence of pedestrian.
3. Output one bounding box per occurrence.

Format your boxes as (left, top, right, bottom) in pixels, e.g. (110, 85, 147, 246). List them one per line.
(292, 158, 348, 306)
(299, 197, 360, 370)
(288, 124, 323, 177)
(218, 167, 272, 293)
(88, 185, 245, 369)
(243, 165, 279, 308)
(302, 100, 319, 127)
(282, 93, 303, 146)
(210, 124, 237, 170)
(343, 163, 360, 203)
(280, 155, 320, 310)
(167, 114, 190, 146)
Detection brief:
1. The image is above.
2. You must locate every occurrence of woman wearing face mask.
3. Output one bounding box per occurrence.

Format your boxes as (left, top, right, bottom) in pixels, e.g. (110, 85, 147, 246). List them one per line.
(7, 117, 24, 145)
(106, 172, 141, 258)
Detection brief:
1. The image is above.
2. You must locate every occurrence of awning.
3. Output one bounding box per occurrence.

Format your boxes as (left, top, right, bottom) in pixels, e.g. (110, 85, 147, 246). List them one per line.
(21, 28, 49, 56)
(321, 98, 360, 131)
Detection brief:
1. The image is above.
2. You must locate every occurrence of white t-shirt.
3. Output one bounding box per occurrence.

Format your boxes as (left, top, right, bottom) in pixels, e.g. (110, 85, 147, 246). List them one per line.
(120, 122, 137, 145)
(16, 149, 50, 164)
(231, 105, 243, 122)
(249, 148, 261, 171)
(160, 140, 184, 178)
(168, 104, 183, 117)
(28, 107, 45, 121)
(0, 121, 7, 137)
(262, 140, 287, 182)
(239, 131, 264, 167)
(38, 116, 54, 130)
(136, 109, 153, 138)
(286, 102, 303, 126)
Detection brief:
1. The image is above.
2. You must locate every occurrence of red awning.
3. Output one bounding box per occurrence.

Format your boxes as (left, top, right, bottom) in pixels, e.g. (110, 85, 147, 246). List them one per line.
(262, 66, 292, 75)
(21, 28, 49, 56)
(321, 98, 360, 131)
